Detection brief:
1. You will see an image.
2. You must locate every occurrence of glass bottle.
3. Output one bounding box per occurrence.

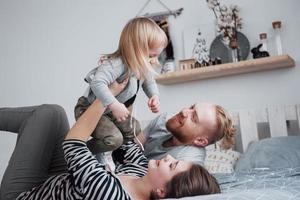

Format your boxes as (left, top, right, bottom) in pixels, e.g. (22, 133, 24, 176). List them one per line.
(229, 38, 239, 62)
(272, 21, 283, 55)
(259, 33, 268, 52)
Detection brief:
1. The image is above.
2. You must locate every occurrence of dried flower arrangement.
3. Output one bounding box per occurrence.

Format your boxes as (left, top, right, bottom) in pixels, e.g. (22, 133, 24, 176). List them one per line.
(206, 0, 242, 49)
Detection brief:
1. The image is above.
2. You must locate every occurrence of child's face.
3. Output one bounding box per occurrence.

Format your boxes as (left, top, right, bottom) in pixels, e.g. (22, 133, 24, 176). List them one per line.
(149, 47, 163, 64)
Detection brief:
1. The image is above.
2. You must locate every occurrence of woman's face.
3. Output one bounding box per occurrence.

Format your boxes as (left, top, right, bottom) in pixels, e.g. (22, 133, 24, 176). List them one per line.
(147, 154, 192, 189)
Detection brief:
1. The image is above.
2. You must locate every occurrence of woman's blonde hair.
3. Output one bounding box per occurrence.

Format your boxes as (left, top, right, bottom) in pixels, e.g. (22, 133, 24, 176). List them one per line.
(101, 17, 168, 79)
(213, 105, 236, 149)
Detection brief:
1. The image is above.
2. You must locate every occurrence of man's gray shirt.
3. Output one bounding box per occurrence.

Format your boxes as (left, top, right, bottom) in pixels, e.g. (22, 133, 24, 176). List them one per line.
(143, 113, 206, 165)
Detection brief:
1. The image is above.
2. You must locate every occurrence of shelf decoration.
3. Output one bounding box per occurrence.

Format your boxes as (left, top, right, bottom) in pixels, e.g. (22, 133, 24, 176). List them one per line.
(207, 0, 250, 63)
(137, 0, 183, 74)
(156, 55, 295, 85)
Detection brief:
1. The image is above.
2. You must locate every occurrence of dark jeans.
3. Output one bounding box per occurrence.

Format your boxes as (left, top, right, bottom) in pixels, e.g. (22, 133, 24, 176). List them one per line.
(0, 105, 69, 200)
(74, 96, 141, 154)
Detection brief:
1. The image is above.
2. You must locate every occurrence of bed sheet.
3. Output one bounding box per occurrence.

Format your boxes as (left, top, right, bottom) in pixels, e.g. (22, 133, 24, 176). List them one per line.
(165, 167, 300, 200)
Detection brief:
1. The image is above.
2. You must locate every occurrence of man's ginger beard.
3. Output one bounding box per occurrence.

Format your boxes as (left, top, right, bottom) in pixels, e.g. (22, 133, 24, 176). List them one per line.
(165, 114, 194, 144)
(166, 112, 218, 145)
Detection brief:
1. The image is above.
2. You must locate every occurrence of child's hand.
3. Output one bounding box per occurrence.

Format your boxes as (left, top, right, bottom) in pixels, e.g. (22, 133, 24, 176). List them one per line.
(148, 95, 160, 113)
(109, 101, 129, 122)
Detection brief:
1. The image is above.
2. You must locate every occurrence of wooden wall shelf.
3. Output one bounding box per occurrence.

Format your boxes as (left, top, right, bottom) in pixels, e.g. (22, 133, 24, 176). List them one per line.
(156, 55, 295, 85)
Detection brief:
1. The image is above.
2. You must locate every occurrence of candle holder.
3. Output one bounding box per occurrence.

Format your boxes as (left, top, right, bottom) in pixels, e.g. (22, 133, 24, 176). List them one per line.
(259, 33, 268, 52)
(250, 33, 270, 59)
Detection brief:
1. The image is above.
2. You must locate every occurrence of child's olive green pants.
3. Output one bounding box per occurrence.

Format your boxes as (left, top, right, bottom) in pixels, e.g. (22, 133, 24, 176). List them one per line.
(74, 96, 141, 154)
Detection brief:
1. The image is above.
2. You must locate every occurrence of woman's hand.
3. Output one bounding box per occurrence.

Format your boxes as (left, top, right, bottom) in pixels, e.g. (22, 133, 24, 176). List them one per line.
(109, 77, 129, 96)
(148, 95, 160, 113)
(65, 79, 129, 141)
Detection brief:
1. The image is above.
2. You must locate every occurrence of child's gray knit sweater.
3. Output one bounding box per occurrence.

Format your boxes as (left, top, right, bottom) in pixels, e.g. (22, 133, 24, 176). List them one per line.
(84, 57, 159, 110)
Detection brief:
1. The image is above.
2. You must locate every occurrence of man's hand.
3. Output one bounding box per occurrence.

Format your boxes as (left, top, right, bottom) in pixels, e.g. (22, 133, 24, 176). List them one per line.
(148, 95, 160, 113)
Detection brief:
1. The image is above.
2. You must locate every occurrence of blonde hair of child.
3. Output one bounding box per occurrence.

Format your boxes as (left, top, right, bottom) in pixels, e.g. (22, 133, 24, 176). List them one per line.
(100, 17, 168, 79)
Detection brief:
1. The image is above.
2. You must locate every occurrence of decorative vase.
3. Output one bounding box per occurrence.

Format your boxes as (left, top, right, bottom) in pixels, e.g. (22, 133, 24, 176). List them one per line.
(229, 48, 239, 63)
(210, 32, 250, 64)
(229, 38, 239, 62)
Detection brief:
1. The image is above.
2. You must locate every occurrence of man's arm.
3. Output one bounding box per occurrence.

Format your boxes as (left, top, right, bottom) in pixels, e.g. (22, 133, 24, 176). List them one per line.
(134, 131, 146, 147)
(133, 114, 164, 147)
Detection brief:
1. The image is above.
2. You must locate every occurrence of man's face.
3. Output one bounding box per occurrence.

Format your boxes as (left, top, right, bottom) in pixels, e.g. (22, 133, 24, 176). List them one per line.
(166, 103, 217, 145)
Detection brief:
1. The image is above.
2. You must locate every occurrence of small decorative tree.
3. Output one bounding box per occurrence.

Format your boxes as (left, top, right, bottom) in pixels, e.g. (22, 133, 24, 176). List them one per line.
(192, 30, 210, 67)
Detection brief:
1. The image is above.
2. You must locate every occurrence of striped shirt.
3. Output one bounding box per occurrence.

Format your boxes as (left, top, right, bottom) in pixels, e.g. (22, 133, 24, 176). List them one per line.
(17, 139, 148, 200)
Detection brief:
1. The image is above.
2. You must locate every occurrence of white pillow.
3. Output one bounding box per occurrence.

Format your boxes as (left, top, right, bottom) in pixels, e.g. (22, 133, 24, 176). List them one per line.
(204, 143, 240, 174)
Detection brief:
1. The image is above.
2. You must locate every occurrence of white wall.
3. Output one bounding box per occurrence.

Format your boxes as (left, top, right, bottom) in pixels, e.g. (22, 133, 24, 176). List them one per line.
(0, 0, 299, 181)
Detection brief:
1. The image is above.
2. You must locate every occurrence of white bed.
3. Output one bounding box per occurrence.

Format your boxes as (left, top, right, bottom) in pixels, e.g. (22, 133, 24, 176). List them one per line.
(229, 104, 300, 153)
(1, 104, 300, 200)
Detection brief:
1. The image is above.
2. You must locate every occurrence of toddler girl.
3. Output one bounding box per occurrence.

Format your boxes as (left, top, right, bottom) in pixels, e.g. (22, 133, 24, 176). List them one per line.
(74, 17, 168, 154)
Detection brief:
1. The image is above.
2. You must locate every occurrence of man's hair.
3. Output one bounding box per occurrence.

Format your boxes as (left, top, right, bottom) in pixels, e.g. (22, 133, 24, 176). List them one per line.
(210, 105, 236, 149)
(101, 17, 168, 80)
(150, 164, 220, 199)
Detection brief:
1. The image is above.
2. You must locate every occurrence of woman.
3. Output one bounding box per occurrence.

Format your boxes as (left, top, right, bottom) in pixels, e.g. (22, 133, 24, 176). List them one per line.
(0, 81, 220, 200)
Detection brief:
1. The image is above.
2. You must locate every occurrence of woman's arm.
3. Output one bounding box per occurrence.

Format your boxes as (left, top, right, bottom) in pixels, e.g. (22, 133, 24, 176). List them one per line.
(62, 140, 126, 198)
(65, 99, 104, 142)
(65, 78, 128, 142)
(134, 131, 146, 146)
